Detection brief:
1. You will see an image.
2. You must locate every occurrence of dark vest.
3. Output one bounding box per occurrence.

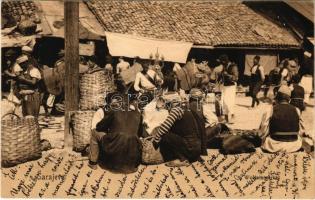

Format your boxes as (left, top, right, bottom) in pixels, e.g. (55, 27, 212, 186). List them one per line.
(251, 65, 263, 83)
(223, 63, 237, 86)
(97, 110, 142, 137)
(97, 109, 143, 173)
(189, 101, 208, 155)
(269, 103, 299, 141)
(171, 110, 199, 137)
(18, 70, 39, 91)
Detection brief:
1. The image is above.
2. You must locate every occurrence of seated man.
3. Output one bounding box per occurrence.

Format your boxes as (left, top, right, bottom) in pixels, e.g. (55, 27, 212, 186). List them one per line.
(134, 61, 163, 109)
(142, 75, 186, 136)
(188, 88, 229, 151)
(151, 98, 204, 167)
(134, 61, 163, 94)
(89, 93, 144, 173)
(259, 85, 305, 153)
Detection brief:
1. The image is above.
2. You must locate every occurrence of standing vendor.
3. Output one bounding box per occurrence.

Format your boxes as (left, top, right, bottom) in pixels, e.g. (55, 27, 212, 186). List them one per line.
(17, 58, 42, 117)
(217, 55, 239, 124)
(249, 56, 265, 108)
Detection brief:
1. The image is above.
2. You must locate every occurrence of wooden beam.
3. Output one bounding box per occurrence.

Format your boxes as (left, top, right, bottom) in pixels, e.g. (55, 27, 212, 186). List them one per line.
(192, 45, 215, 49)
(192, 45, 301, 50)
(64, 1, 79, 148)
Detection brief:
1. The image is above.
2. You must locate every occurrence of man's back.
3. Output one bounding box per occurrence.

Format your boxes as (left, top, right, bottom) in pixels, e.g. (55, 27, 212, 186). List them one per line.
(96, 109, 142, 136)
(270, 103, 299, 134)
(96, 109, 143, 173)
(109, 110, 142, 136)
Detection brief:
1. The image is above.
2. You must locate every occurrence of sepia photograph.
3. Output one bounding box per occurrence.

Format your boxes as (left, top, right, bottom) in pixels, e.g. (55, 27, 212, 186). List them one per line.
(0, 0, 314, 198)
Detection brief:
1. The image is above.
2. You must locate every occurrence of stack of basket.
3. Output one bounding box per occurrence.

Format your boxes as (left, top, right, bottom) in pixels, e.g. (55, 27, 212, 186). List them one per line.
(72, 70, 116, 153)
(1, 114, 42, 167)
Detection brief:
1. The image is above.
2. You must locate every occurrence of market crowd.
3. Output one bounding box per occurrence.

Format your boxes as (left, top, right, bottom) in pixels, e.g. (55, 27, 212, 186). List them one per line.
(1, 45, 314, 173)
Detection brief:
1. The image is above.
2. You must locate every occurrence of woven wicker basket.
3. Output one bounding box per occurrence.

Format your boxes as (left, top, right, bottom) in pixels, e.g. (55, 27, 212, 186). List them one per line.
(80, 70, 116, 110)
(72, 111, 95, 152)
(141, 136, 164, 165)
(1, 113, 42, 167)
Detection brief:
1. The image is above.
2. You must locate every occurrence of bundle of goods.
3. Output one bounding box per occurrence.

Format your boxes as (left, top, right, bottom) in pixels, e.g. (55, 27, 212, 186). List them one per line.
(1, 1, 40, 25)
(1, 114, 42, 167)
(71, 111, 95, 152)
(217, 129, 262, 154)
(80, 70, 116, 110)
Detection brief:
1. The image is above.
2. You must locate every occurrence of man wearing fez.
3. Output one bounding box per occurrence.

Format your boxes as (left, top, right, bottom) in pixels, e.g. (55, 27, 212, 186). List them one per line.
(151, 92, 205, 167)
(88, 93, 144, 173)
(259, 85, 309, 153)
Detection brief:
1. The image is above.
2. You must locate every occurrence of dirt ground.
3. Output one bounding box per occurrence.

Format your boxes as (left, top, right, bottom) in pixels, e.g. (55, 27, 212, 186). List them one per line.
(1, 95, 314, 198)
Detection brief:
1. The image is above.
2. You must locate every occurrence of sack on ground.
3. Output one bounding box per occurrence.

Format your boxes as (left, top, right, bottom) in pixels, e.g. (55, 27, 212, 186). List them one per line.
(141, 136, 164, 165)
(220, 130, 262, 154)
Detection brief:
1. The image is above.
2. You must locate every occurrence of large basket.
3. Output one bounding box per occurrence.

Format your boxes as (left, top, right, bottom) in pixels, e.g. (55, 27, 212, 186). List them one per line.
(141, 136, 164, 165)
(1, 113, 42, 167)
(79, 70, 116, 110)
(72, 111, 95, 152)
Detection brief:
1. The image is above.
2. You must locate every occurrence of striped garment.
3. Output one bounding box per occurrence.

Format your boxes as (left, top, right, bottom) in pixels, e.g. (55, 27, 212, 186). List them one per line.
(154, 107, 185, 142)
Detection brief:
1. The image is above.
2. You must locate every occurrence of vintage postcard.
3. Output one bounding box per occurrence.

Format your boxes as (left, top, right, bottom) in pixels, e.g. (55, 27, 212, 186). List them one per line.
(1, 0, 314, 199)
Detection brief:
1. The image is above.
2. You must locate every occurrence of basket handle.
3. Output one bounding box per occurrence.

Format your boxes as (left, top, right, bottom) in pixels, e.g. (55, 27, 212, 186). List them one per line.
(2, 112, 21, 120)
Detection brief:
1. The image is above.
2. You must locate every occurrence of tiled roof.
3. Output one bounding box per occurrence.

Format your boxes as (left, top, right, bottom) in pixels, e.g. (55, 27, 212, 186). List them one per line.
(1, 0, 39, 22)
(86, 0, 300, 48)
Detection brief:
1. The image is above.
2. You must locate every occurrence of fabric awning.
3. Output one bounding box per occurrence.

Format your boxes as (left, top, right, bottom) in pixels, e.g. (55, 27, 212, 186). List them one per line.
(105, 32, 193, 63)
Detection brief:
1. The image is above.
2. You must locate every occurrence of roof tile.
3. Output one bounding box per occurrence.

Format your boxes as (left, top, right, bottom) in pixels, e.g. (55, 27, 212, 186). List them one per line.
(84, 0, 300, 47)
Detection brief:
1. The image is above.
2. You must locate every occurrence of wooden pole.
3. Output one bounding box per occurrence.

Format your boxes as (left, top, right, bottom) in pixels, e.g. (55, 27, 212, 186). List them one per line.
(64, 1, 79, 148)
